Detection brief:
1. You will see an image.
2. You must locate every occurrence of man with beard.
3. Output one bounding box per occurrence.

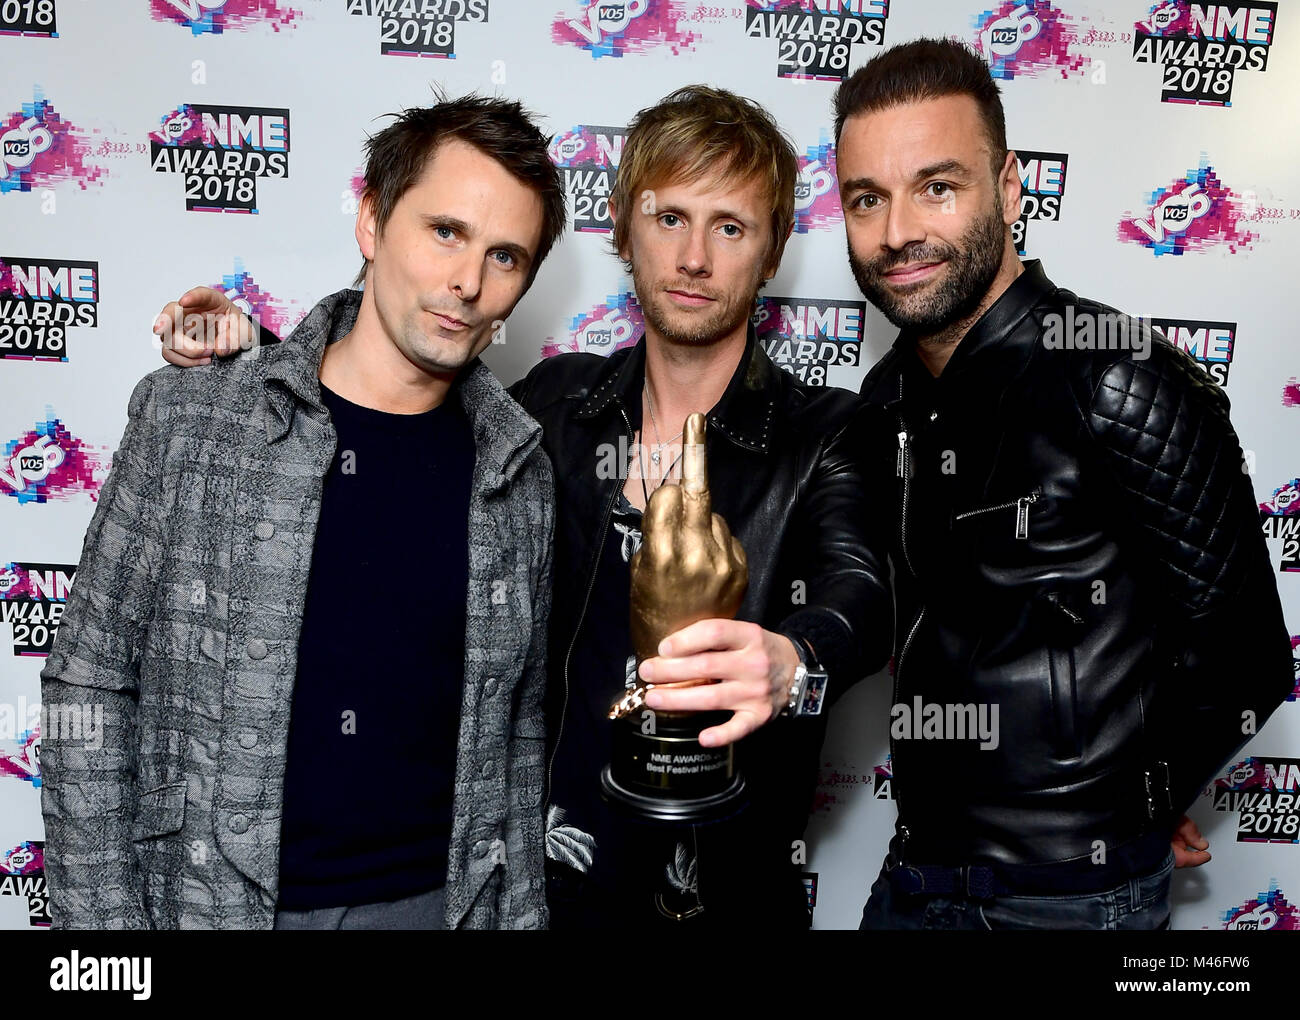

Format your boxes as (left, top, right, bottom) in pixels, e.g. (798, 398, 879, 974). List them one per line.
(836, 38, 1294, 929)
(153, 85, 892, 929)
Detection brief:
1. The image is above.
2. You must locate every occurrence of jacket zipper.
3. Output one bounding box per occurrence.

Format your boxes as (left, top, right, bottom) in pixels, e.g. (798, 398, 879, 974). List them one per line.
(894, 376, 916, 576)
(544, 405, 632, 811)
(891, 375, 919, 850)
(953, 489, 1042, 540)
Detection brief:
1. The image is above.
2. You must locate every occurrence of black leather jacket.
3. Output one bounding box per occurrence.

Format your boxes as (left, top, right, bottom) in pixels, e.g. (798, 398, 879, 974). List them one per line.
(509, 325, 892, 921)
(858, 260, 1294, 884)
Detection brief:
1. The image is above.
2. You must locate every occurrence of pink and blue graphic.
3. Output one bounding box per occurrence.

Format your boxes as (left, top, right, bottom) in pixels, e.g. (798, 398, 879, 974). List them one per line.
(793, 136, 841, 234)
(151, 104, 211, 147)
(1118, 159, 1258, 256)
(2, 841, 41, 873)
(1216, 884, 1299, 930)
(973, 1, 1088, 79)
(149, 0, 303, 36)
(1135, 0, 1191, 36)
(213, 258, 303, 341)
(0, 414, 103, 505)
(0, 563, 41, 602)
(0, 89, 106, 194)
(1259, 478, 1300, 517)
(0, 730, 40, 788)
(2, 842, 42, 876)
(544, 288, 643, 358)
(1289, 636, 1299, 702)
(552, 0, 701, 58)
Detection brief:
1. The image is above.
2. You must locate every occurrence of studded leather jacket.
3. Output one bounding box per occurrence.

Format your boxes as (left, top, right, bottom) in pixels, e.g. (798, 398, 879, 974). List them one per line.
(858, 260, 1293, 886)
(509, 326, 893, 922)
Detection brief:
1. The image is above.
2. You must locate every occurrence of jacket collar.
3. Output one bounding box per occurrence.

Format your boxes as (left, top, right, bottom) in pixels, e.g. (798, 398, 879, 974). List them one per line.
(889, 258, 1057, 382)
(259, 287, 541, 490)
(574, 322, 779, 453)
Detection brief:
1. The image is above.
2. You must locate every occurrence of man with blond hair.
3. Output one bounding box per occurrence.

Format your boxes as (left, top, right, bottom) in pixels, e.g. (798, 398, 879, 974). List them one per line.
(156, 85, 891, 929)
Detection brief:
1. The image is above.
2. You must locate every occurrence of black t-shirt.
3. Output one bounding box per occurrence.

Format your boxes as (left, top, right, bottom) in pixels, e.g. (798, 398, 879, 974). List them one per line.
(276, 382, 474, 910)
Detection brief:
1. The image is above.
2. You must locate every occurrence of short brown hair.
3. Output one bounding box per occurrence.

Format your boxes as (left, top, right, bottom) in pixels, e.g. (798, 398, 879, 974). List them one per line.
(353, 91, 566, 288)
(833, 38, 1008, 178)
(610, 85, 798, 276)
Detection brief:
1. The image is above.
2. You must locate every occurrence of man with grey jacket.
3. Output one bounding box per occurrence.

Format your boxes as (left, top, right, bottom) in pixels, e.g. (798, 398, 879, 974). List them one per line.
(39, 95, 565, 930)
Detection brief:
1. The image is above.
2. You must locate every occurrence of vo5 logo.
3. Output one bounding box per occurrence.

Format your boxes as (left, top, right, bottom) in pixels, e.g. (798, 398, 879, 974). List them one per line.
(567, 0, 649, 44)
(983, 4, 1041, 56)
(0, 117, 53, 181)
(795, 160, 833, 211)
(1132, 184, 1212, 243)
(0, 436, 64, 493)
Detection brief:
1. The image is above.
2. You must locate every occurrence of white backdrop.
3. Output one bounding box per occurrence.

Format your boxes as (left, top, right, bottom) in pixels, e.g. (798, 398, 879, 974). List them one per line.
(0, 0, 1296, 930)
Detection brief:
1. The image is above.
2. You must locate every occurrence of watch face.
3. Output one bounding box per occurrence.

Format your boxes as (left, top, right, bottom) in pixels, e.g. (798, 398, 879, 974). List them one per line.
(800, 672, 828, 716)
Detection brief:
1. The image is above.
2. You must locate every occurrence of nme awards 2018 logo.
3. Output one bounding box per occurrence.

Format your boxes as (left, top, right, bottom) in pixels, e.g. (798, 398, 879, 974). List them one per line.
(793, 136, 840, 233)
(1132, 2, 1277, 106)
(553, 0, 701, 58)
(873, 754, 893, 799)
(0, 256, 97, 362)
(0, 0, 56, 36)
(752, 295, 864, 387)
(1215, 885, 1299, 930)
(1259, 478, 1299, 573)
(150, 0, 303, 35)
(551, 124, 625, 233)
(544, 287, 643, 357)
(150, 104, 289, 213)
(1014, 148, 1066, 255)
(0, 562, 72, 656)
(973, 1, 1089, 79)
(0, 842, 48, 928)
(1150, 316, 1235, 385)
(347, 0, 489, 59)
(0, 414, 101, 505)
(1118, 158, 1257, 255)
(0, 89, 106, 194)
(1212, 757, 1300, 843)
(744, 1, 888, 82)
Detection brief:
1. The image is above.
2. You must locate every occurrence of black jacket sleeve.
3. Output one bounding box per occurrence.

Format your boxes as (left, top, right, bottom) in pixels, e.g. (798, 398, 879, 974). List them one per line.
(1080, 342, 1294, 815)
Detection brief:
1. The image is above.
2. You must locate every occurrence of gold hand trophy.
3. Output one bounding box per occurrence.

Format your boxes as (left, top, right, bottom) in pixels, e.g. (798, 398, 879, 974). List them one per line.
(600, 412, 750, 822)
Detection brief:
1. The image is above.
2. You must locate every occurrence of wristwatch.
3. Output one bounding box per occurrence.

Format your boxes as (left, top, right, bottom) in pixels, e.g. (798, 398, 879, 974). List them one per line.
(781, 635, 828, 717)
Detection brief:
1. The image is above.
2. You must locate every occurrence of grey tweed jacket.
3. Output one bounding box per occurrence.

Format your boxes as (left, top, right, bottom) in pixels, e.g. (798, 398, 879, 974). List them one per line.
(39, 288, 554, 929)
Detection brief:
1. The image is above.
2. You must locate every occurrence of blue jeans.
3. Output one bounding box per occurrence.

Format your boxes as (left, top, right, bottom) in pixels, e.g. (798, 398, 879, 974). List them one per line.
(859, 850, 1175, 930)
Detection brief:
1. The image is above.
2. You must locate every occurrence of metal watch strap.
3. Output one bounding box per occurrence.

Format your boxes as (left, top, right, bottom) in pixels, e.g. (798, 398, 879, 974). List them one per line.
(781, 634, 827, 717)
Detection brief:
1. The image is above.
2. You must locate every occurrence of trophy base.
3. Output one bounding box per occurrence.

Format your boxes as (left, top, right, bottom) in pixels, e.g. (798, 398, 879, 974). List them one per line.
(599, 765, 747, 824)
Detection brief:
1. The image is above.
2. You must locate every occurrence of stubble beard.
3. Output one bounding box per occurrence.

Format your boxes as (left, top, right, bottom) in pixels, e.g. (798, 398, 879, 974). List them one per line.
(848, 197, 1008, 338)
(633, 261, 766, 349)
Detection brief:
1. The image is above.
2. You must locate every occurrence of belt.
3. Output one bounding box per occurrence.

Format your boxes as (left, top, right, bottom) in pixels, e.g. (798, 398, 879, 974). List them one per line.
(887, 862, 1006, 899)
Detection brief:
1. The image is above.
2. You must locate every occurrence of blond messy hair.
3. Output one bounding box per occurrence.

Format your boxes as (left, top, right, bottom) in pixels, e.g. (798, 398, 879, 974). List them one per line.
(610, 85, 798, 276)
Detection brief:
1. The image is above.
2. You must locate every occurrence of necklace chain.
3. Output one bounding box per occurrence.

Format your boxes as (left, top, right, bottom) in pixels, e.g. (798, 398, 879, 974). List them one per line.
(639, 379, 683, 507)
